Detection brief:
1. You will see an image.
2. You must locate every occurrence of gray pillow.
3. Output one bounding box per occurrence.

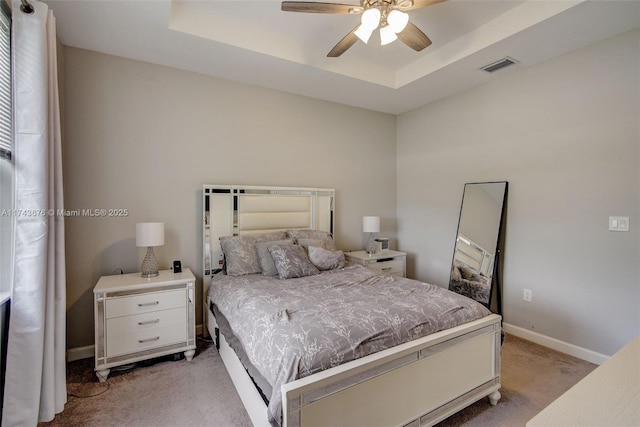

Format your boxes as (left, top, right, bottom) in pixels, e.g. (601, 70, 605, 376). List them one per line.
(308, 246, 345, 271)
(220, 232, 288, 276)
(459, 265, 477, 280)
(256, 239, 295, 276)
(268, 244, 320, 279)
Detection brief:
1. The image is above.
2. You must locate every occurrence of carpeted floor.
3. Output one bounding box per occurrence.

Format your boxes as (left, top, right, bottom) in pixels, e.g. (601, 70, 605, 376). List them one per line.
(40, 334, 596, 427)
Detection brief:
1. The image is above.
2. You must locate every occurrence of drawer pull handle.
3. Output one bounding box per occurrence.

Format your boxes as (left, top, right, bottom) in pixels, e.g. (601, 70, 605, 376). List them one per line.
(382, 267, 392, 271)
(138, 319, 160, 326)
(138, 336, 160, 343)
(138, 301, 159, 307)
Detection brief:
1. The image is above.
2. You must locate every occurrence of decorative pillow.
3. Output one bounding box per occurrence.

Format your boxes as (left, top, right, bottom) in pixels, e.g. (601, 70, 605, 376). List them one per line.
(251, 231, 288, 243)
(256, 239, 295, 276)
(286, 229, 336, 250)
(308, 246, 345, 271)
(296, 238, 326, 251)
(459, 265, 477, 280)
(219, 232, 288, 276)
(268, 244, 320, 279)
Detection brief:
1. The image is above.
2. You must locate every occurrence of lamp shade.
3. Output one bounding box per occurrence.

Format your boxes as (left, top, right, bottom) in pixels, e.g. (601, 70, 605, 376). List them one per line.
(379, 25, 398, 45)
(363, 216, 380, 233)
(136, 222, 165, 247)
(355, 24, 375, 43)
(360, 8, 381, 30)
(387, 10, 409, 33)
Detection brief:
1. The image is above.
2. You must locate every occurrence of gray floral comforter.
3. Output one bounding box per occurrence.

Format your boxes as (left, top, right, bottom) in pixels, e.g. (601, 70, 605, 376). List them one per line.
(209, 264, 491, 425)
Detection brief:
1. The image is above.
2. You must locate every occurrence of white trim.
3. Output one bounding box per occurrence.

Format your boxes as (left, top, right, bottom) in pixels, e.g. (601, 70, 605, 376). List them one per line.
(503, 323, 608, 365)
(210, 312, 271, 427)
(67, 344, 94, 362)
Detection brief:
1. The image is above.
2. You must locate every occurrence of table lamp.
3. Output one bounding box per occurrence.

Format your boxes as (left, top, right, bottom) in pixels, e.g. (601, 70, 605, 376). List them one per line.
(363, 216, 380, 255)
(136, 222, 164, 277)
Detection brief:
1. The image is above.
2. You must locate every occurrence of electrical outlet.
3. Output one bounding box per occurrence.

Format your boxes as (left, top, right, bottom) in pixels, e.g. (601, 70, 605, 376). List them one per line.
(609, 216, 630, 232)
(523, 288, 532, 302)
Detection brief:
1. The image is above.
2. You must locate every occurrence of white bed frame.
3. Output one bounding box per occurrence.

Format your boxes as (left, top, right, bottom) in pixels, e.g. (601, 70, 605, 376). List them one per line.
(202, 184, 501, 427)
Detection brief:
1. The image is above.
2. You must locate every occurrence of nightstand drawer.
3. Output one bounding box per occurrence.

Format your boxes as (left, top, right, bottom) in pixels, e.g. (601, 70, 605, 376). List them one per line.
(105, 289, 186, 319)
(345, 250, 407, 278)
(367, 259, 404, 276)
(106, 307, 186, 337)
(106, 309, 187, 357)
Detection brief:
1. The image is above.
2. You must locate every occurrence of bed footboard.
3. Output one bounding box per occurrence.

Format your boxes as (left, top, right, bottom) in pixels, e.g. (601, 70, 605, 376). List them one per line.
(209, 295, 501, 427)
(282, 314, 502, 427)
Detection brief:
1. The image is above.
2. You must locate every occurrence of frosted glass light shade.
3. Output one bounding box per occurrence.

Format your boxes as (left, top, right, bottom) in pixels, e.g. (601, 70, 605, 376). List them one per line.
(361, 8, 381, 30)
(363, 216, 380, 233)
(380, 25, 398, 45)
(355, 25, 374, 43)
(387, 10, 409, 33)
(136, 222, 165, 247)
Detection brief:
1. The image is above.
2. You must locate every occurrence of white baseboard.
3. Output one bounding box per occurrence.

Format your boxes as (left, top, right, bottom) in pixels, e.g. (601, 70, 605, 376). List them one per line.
(67, 345, 94, 362)
(67, 323, 207, 362)
(69, 323, 606, 365)
(503, 323, 609, 365)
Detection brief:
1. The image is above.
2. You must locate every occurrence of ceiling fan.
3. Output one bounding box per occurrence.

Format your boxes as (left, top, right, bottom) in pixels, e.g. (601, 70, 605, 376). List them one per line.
(281, 0, 447, 57)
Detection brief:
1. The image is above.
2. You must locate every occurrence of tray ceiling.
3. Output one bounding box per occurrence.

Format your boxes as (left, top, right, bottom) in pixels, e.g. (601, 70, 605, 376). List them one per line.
(47, 0, 640, 114)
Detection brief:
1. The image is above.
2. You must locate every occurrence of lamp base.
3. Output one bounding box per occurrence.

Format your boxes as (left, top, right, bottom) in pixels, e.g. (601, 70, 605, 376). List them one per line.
(366, 233, 377, 255)
(141, 246, 159, 278)
(140, 272, 159, 278)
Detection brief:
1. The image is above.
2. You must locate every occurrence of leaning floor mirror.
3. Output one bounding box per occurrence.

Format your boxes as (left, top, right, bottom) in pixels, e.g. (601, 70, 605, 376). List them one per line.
(449, 181, 508, 315)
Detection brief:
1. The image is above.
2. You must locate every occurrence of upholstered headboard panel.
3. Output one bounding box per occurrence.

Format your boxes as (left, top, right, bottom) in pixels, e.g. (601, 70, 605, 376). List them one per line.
(203, 185, 335, 277)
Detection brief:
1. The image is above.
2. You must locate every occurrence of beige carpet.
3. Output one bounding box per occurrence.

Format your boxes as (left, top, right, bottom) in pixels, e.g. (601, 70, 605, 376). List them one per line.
(40, 334, 596, 427)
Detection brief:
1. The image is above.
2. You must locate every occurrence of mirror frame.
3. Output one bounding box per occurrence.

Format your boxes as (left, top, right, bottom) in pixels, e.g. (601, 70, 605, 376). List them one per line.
(449, 181, 508, 314)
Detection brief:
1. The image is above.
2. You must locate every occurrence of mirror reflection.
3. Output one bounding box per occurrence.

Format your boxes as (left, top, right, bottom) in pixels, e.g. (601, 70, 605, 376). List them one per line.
(449, 182, 507, 313)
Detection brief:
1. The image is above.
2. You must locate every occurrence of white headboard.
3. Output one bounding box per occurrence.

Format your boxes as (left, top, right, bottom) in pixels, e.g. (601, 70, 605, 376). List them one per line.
(202, 185, 335, 278)
(453, 233, 494, 276)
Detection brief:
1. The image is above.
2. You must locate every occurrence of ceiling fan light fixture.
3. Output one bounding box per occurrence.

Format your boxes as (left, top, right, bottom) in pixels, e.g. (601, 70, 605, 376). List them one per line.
(379, 24, 398, 45)
(354, 24, 374, 43)
(387, 10, 409, 33)
(360, 8, 381, 30)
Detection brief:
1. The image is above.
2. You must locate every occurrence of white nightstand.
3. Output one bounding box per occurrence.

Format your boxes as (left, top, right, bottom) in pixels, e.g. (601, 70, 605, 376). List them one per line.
(345, 250, 407, 277)
(93, 268, 196, 381)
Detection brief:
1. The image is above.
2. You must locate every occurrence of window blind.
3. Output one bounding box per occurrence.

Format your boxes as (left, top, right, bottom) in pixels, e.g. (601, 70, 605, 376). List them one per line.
(0, 9, 10, 160)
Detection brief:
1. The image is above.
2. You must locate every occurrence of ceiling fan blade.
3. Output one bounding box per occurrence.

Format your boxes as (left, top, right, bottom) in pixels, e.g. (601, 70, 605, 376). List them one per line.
(327, 26, 360, 57)
(405, 0, 447, 10)
(397, 22, 432, 51)
(281, 2, 361, 14)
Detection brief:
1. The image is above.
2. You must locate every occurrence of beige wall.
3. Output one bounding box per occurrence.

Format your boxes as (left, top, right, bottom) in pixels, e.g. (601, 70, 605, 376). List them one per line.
(62, 47, 397, 349)
(397, 29, 640, 357)
(64, 30, 639, 358)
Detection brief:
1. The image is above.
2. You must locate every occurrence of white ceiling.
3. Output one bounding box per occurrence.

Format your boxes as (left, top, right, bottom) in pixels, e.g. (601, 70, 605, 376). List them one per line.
(46, 0, 640, 114)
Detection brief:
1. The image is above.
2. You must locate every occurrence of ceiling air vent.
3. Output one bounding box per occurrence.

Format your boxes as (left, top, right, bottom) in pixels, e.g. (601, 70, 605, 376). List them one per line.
(481, 56, 519, 73)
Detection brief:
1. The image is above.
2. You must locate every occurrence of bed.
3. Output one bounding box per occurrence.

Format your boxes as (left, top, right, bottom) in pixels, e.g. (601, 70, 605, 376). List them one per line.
(202, 185, 502, 427)
(449, 261, 491, 306)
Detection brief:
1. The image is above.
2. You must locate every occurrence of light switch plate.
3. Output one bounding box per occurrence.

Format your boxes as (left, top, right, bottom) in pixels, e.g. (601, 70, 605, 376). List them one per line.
(609, 216, 630, 232)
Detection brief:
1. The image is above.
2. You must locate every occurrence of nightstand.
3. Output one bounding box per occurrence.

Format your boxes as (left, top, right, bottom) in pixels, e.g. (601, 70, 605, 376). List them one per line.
(93, 268, 196, 381)
(345, 250, 407, 277)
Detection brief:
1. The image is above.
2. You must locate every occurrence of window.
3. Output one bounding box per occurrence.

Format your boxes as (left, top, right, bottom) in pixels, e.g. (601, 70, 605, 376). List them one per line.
(0, 1, 12, 299)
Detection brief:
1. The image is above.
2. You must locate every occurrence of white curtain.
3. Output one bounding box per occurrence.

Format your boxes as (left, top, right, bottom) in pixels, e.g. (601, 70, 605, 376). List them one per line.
(3, 0, 66, 425)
